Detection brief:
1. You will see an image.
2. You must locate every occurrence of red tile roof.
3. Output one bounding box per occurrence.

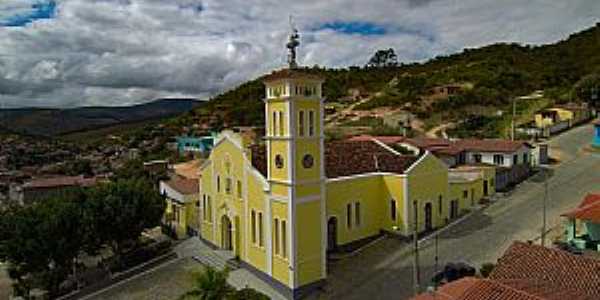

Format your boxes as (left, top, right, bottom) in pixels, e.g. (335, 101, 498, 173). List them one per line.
(454, 139, 532, 153)
(250, 141, 418, 179)
(489, 241, 600, 300)
(561, 193, 600, 222)
(164, 176, 199, 195)
(262, 68, 324, 83)
(324, 141, 417, 178)
(411, 277, 544, 300)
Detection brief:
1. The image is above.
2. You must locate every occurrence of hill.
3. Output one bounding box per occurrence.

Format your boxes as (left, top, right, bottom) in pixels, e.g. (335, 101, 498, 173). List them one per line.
(0, 99, 203, 137)
(184, 23, 600, 138)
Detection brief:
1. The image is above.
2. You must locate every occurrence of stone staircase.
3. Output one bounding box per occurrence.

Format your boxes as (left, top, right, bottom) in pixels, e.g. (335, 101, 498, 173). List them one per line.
(192, 241, 239, 271)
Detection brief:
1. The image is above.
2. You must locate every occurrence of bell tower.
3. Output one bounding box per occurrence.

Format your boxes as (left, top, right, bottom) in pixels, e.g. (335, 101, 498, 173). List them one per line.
(263, 24, 326, 295)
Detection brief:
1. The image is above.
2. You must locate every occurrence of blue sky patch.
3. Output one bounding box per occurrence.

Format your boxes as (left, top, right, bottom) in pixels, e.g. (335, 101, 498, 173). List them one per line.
(1, 0, 57, 27)
(318, 21, 387, 36)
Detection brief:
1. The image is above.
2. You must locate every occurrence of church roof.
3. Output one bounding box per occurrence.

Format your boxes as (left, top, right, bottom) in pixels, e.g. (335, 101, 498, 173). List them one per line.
(262, 68, 324, 83)
(250, 140, 418, 179)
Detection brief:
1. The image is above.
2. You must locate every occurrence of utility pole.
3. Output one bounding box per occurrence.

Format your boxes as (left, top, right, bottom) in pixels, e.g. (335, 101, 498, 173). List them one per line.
(413, 200, 421, 296)
(542, 168, 548, 247)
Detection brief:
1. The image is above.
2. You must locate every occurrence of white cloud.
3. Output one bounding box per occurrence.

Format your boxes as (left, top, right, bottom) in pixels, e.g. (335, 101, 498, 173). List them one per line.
(0, 0, 599, 108)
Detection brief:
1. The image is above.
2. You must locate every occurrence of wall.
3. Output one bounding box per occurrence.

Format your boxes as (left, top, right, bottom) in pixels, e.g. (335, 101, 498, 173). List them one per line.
(406, 154, 450, 234)
(325, 175, 386, 246)
(594, 124, 600, 147)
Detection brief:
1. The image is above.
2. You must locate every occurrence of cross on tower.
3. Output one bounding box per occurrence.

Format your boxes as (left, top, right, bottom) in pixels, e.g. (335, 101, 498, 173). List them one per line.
(287, 16, 300, 69)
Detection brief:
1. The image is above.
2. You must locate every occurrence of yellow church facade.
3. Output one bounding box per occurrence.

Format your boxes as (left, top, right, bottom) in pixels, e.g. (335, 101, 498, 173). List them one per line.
(193, 68, 480, 298)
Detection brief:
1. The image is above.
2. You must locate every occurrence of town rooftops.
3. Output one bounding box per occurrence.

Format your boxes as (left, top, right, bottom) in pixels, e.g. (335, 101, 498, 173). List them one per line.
(489, 241, 600, 300)
(23, 175, 98, 189)
(250, 140, 418, 179)
(412, 241, 600, 300)
(349, 135, 530, 154)
(262, 68, 324, 83)
(411, 277, 546, 300)
(561, 193, 600, 223)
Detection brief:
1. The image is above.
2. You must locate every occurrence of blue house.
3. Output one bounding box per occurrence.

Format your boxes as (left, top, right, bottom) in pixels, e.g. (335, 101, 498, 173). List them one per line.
(176, 134, 216, 155)
(594, 120, 600, 148)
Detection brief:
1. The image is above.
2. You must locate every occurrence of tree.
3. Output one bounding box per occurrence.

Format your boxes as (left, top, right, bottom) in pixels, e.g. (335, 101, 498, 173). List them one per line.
(85, 178, 165, 269)
(366, 48, 398, 68)
(0, 195, 87, 297)
(180, 267, 235, 300)
(574, 73, 600, 107)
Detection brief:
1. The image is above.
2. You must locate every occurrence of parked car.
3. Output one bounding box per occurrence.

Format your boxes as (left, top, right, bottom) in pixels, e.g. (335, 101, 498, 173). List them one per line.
(430, 262, 476, 286)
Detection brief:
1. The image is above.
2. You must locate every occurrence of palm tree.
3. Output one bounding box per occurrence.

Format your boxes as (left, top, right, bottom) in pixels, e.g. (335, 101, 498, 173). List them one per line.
(180, 267, 234, 300)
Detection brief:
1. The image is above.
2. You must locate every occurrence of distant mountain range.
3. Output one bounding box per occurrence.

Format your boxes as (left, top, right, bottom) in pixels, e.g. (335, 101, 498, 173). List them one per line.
(0, 98, 203, 136)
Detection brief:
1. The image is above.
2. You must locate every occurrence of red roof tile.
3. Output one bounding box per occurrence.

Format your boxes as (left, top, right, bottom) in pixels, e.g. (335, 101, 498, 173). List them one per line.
(454, 139, 532, 153)
(250, 141, 418, 179)
(262, 68, 324, 83)
(489, 241, 600, 300)
(164, 176, 198, 195)
(324, 141, 417, 178)
(561, 193, 600, 222)
(411, 277, 543, 300)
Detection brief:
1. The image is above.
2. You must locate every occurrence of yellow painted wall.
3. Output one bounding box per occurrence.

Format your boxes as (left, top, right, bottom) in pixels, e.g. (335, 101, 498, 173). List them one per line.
(269, 141, 289, 183)
(406, 154, 450, 233)
(246, 171, 268, 272)
(326, 176, 385, 245)
(271, 200, 290, 285)
(382, 175, 407, 233)
(296, 199, 323, 286)
(200, 162, 215, 241)
(295, 140, 321, 182)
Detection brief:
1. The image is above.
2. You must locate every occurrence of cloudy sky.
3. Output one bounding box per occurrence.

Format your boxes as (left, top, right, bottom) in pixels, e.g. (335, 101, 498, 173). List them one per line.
(0, 0, 599, 108)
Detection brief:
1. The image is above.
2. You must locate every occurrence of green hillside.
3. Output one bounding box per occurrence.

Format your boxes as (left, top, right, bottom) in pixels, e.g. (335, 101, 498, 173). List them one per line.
(183, 23, 600, 137)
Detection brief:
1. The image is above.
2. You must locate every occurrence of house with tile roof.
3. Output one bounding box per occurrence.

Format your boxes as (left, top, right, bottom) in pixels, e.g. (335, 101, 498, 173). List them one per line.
(160, 175, 200, 239)
(412, 241, 600, 300)
(561, 193, 600, 252)
(11, 175, 102, 205)
(190, 66, 459, 299)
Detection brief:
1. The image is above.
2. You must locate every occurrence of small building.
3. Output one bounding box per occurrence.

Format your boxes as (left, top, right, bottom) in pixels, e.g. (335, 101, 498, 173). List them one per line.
(561, 193, 600, 252)
(160, 176, 200, 239)
(454, 139, 532, 191)
(448, 165, 496, 216)
(176, 135, 216, 156)
(11, 175, 101, 205)
(593, 119, 600, 148)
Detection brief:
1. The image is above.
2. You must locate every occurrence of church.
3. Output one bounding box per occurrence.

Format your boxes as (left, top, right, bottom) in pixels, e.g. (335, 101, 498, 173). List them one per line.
(195, 30, 485, 298)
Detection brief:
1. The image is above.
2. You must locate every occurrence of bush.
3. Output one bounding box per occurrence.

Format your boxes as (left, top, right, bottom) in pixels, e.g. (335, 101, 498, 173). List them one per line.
(229, 287, 270, 300)
(480, 263, 495, 278)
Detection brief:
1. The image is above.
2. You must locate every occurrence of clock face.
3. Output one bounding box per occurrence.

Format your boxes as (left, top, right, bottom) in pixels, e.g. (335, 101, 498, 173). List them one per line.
(275, 154, 284, 169)
(302, 154, 314, 168)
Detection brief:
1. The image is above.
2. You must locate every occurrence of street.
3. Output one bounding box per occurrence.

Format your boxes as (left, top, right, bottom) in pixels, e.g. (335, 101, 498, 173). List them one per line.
(326, 123, 600, 300)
